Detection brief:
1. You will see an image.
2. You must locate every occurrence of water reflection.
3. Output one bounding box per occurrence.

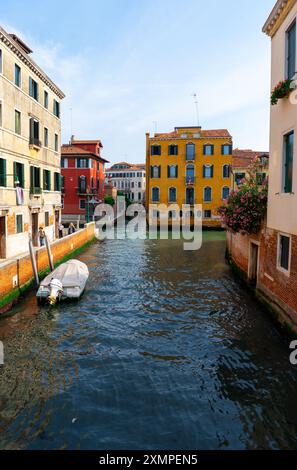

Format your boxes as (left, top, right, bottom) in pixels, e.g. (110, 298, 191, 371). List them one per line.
(0, 232, 296, 450)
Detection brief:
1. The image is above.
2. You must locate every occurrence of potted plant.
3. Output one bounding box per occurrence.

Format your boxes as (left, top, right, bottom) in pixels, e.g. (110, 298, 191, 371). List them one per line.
(271, 79, 293, 105)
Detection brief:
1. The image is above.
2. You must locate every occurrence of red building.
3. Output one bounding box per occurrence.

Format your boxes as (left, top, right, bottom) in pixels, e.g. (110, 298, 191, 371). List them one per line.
(61, 139, 109, 223)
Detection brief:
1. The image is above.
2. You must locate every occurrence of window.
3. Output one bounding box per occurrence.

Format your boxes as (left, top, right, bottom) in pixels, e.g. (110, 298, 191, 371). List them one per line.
(204, 186, 212, 202)
(186, 164, 195, 184)
(44, 127, 48, 147)
(45, 211, 49, 227)
(169, 187, 177, 202)
(151, 145, 161, 156)
(223, 164, 230, 178)
(16, 214, 23, 234)
(54, 172, 61, 191)
(77, 158, 89, 168)
(44, 91, 49, 109)
(0, 101, 2, 127)
(286, 20, 296, 80)
(203, 165, 213, 178)
(168, 165, 178, 178)
(78, 176, 87, 193)
(0, 158, 6, 187)
(30, 166, 41, 192)
(15, 64, 21, 87)
(29, 118, 40, 147)
(29, 77, 38, 101)
(54, 133, 59, 152)
(43, 169, 51, 190)
(186, 143, 195, 161)
(168, 145, 178, 156)
(0, 49, 2, 74)
(61, 157, 68, 168)
(204, 210, 211, 219)
(15, 110, 21, 135)
(138, 181, 142, 188)
(235, 172, 246, 185)
(14, 162, 25, 187)
(222, 186, 230, 200)
(203, 144, 214, 156)
(278, 234, 291, 272)
(152, 187, 160, 202)
(283, 131, 294, 193)
(222, 144, 232, 155)
(53, 100, 60, 118)
(151, 165, 161, 178)
(79, 199, 86, 210)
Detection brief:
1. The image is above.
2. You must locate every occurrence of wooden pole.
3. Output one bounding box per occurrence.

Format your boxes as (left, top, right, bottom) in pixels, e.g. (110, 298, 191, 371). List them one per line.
(45, 235, 54, 272)
(29, 237, 39, 287)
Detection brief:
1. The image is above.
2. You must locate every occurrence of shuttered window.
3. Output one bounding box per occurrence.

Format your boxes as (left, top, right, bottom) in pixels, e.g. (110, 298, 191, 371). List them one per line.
(186, 143, 195, 160)
(151, 145, 161, 156)
(222, 144, 232, 155)
(286, 20, 296, 80)
(168, 165, 178, 178)
(204, 187, 212, 202)
(16, 214, 23, 233)
(152, 187, 160, 202)
(14, 162, 25, 187)
(0, 158, 6, 187)
(29, 77, 39, 101)
(168, 145, 178, 156)
(43, 170, 51, 190)
(54, 172, 61, 191)
(203, 165, 213, 178)
(169, 187, 177, 202)
(223, 164, 230, 178)
(151, 166, 161, 178)
(203, 144, 214, 156)
(283, 131, 294, 193)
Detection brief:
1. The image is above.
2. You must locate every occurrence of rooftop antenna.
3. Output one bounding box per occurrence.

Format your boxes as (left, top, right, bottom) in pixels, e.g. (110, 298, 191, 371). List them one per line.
(70, 107, 73, 142)
(191, 93, 200, 127)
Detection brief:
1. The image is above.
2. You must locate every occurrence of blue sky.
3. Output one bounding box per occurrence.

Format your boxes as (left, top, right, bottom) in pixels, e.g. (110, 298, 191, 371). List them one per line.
(2, 0, 275, 164)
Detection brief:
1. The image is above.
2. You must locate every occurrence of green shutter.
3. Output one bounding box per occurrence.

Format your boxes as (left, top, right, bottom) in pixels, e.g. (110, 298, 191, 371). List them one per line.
(167, 165, 170, 178)
(176, 166, 178, 177)
(29, 77, 33, 96)
(13, 162, 17, 186)
(30, 166, 34, 190)
(211, 165, 214, 177)
(203, 165, 206, 177)
(0, 159, 6, 187)
(158, 166, 161, 178)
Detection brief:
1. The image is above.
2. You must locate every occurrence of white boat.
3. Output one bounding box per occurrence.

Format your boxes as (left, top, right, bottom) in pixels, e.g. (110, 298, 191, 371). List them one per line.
(36, 259, 89, 305)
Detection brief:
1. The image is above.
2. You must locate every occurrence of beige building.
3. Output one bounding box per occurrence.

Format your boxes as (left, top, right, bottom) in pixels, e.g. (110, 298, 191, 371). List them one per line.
(0, 26, 65, 259)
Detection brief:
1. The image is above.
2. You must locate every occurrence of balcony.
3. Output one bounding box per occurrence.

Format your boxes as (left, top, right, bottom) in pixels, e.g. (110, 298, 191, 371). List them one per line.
(77, 187, 97, 196)
(30, 187, 42, 196)
(186, 154, 196, 162)
(185, 176, 196, 185)
(29, 137, 42, 149)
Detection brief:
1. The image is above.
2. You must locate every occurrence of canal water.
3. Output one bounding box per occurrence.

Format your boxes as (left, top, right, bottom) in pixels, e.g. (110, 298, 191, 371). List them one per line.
(0, 231, 296, 450)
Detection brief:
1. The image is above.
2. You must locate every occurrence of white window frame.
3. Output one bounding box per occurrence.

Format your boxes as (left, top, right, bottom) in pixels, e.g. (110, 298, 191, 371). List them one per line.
(14, 63, 22, 88)
(222, 186, 230, 200)
(277, 232, 292, 276)
(203, 186, 212, 203)
(222, 164, 230, 178)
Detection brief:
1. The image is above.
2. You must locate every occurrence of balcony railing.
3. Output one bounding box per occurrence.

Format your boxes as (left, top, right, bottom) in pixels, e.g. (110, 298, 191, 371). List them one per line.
(29, 137, 42, 148)
(186, 154, 196, 161)
(77, 187, 97, 195)
(30, 187, 42, 196)
(185, 176, 196, 185)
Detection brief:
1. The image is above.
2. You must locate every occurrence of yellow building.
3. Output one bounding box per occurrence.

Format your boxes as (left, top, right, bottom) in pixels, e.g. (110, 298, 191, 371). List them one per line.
(145, 126, 232, 227)
(0, 26, 65, 259)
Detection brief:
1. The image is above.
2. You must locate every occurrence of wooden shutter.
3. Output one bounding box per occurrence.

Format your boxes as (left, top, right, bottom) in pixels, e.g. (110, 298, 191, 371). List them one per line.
(158, 166, 161, 178)
(167, 165, 170, 177)
(30, 166, 34, 189)
(0, 159, 6, 187)
(211, 165, 214, 177)
(176, 166, 178, 177)
(203, 165, 206, 177)
(29, 77, 33, 96)
(13, 162, 17, 186)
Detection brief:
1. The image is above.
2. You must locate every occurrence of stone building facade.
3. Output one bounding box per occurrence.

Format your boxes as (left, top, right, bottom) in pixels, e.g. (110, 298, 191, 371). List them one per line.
(0, 26, 65, 259)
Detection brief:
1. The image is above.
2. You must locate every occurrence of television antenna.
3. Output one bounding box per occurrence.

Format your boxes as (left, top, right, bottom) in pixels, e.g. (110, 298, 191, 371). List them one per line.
(191, 93, 200, 127)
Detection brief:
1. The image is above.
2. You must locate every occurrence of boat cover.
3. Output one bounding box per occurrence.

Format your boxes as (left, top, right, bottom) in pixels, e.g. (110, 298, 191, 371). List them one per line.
(40, 260, 89, 289)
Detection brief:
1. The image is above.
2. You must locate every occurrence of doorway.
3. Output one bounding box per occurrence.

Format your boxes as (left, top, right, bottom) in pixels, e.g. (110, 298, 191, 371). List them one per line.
(32, 213, 39, 247)
(249, 242, 259, 286)
(0, 216, 6, 259)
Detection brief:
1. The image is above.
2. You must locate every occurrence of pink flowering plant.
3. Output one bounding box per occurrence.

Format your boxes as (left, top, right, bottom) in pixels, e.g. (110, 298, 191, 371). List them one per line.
(218, 158, 268, 234)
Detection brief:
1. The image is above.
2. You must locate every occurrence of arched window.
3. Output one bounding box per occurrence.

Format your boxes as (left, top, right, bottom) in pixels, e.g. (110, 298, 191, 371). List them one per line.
(186, 164, 195, 184)
(151, 165, 160, 178)
(186, 143, 195, 161)
(222, 186, 230, 200)
(78, 175, 86, 193)
(204, 186, 212, 202)
(223, 164, 230, 178)
(169, 187, 177, 202)
(152, 187, 160, 202)
(168, 165, 178, 178)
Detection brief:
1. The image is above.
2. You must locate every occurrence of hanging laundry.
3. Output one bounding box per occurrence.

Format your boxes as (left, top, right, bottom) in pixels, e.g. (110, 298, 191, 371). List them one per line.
(16, 186, 24, 205)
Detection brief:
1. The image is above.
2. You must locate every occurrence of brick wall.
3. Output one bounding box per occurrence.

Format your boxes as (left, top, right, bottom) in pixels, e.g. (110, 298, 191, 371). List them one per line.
(226, 226, 297, 333)
(0, 222, 96, 312)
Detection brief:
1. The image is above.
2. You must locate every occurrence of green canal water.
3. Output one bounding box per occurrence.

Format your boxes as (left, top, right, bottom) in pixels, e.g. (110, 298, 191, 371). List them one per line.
(0, 231, 296, 450)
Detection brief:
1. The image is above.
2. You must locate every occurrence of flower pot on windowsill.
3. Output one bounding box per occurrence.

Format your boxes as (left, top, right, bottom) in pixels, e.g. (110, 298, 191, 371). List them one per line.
(271, 79, 295, 105)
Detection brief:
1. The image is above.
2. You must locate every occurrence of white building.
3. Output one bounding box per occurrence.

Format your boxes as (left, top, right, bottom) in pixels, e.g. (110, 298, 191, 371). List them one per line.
(105, 162, 146, 203)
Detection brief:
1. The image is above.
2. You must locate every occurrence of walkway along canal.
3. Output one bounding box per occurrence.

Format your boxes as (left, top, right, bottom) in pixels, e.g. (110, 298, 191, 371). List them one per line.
(0, 231, 297, 450)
